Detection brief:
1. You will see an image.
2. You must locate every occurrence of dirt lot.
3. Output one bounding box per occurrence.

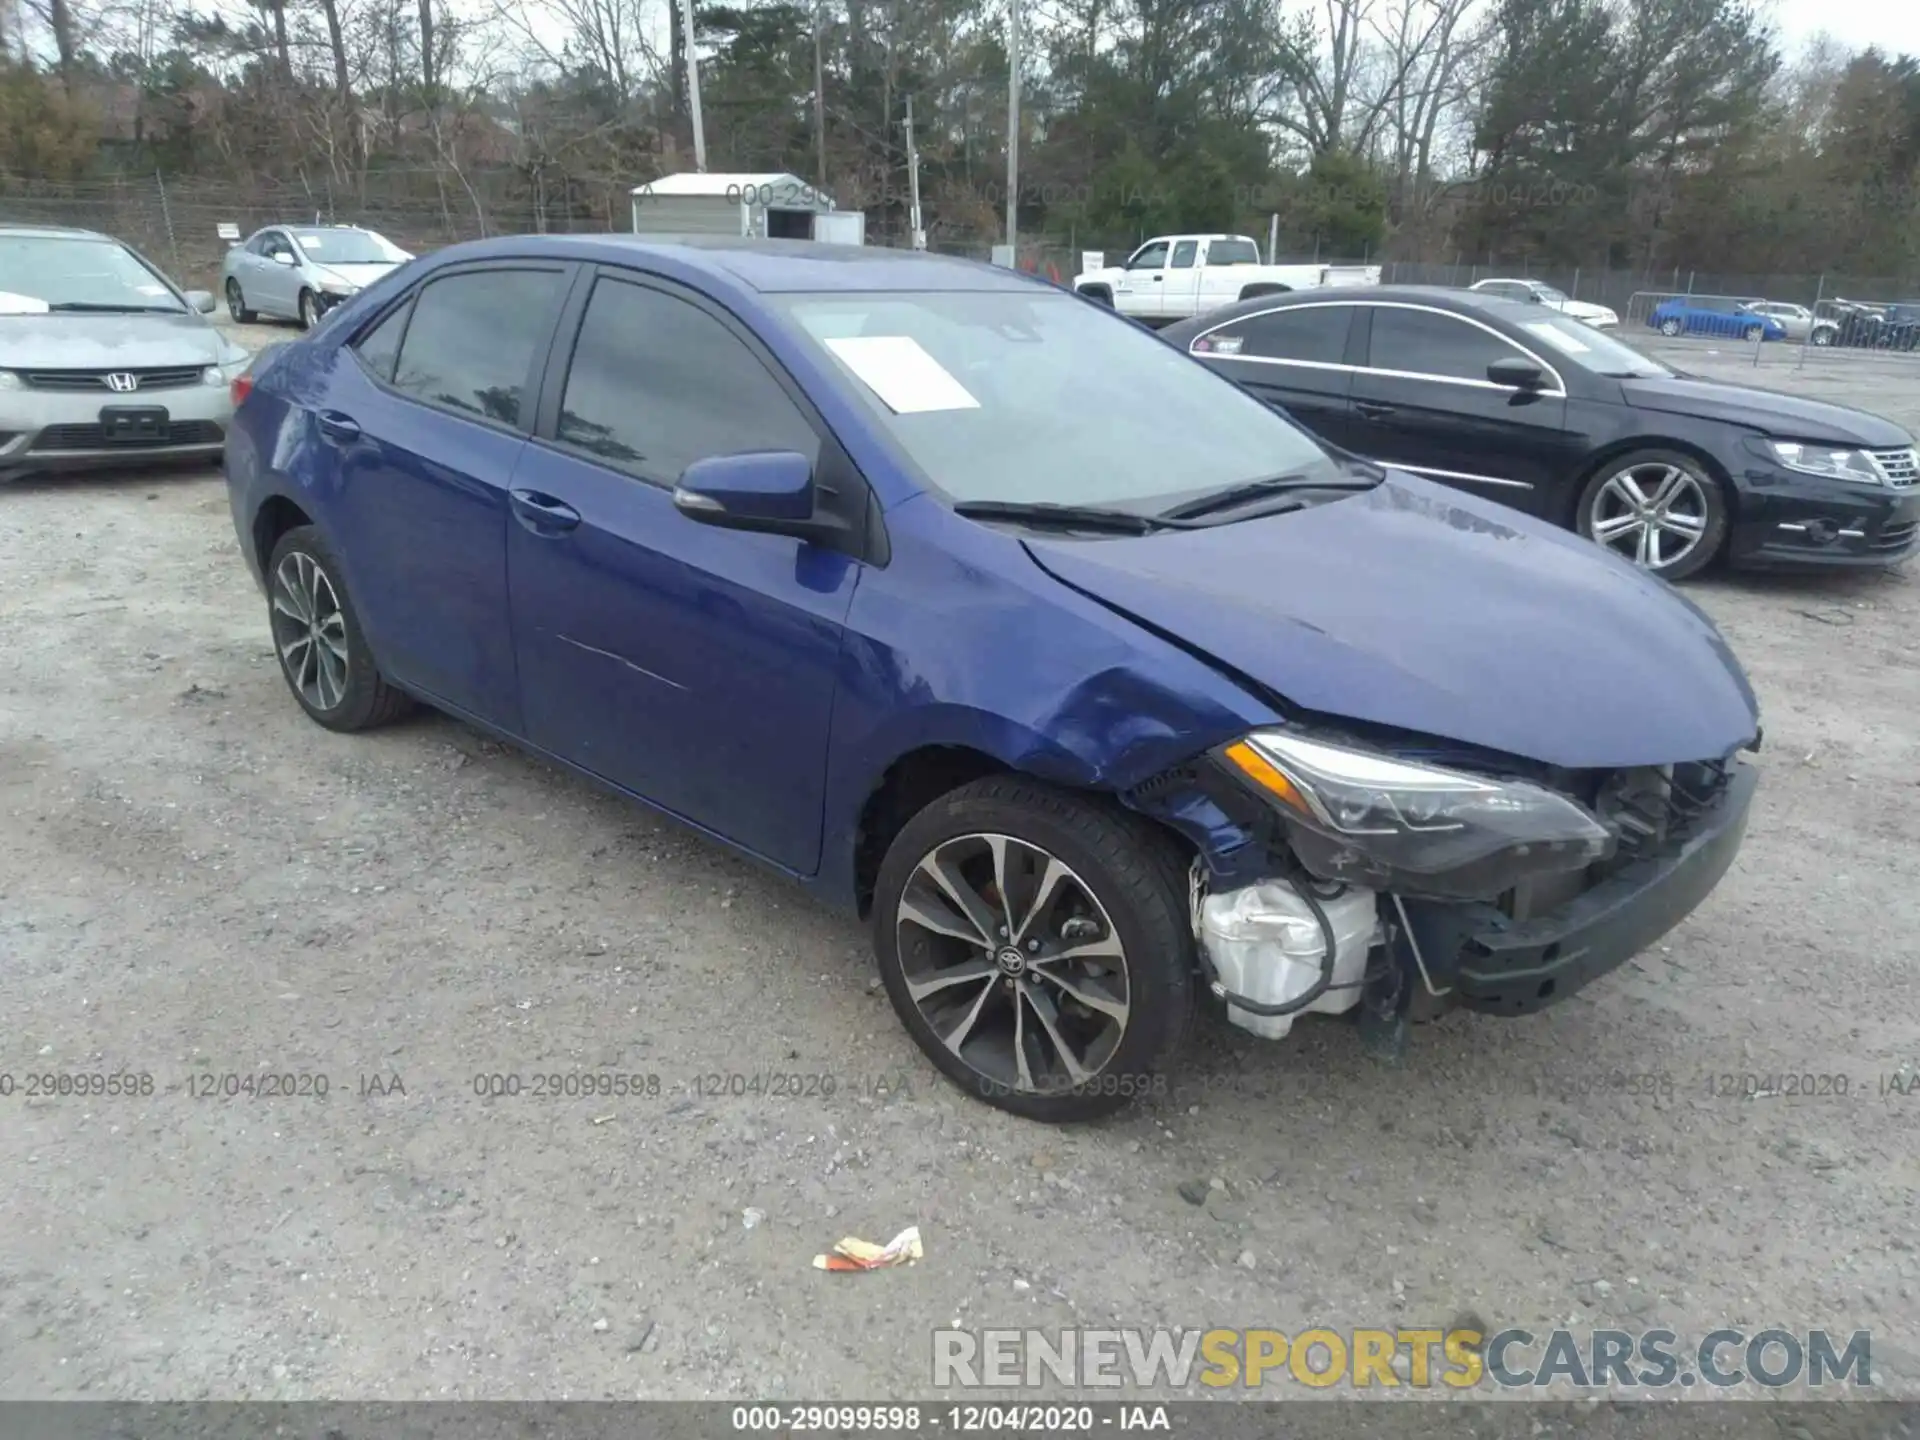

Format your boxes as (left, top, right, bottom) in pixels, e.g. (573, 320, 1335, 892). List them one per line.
(1, 318, 1917, 1405)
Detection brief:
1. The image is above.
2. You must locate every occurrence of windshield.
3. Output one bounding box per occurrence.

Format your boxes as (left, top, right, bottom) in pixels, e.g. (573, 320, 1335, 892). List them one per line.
(774, 289, 1338, 511)
(0, 234, 185, 311)
(293, 230, 407, 264)
(1519, 315, 1675, 378)
(1535, 285, 1569, 303)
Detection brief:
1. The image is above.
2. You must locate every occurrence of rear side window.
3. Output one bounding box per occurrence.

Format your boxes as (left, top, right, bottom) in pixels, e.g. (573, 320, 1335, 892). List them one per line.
(389, 268, 563, 428)
(1170, 240, 1198, 269)
(1195, 305, 1352, 364)
(556, 277, 818, 483)
(1208, 239, 1260, 266)
(351, 301, 410, 383)
(1367, 306, 1524, 383)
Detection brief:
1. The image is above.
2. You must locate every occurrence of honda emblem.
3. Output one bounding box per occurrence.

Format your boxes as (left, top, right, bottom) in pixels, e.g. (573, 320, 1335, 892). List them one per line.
(106, 372, 138, 393)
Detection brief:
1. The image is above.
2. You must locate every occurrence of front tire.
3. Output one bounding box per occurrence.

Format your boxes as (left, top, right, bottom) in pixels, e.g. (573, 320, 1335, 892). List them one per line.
(1743, 324, 1765, 342)
(226, 279, 256, 324)
(1659, 317, 1683, 336)
(1575, 449, 1728, 582)
(872, 777, 1194, 1123)
(266, 525, 414, 732)
(298, 289, 320, 330)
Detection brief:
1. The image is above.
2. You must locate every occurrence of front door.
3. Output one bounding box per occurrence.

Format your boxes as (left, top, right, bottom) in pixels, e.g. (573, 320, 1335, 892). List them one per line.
(1112, 240, 1171, 320)
(1347, 303, 1576, 517)
(506, 270, 860, 874)
(314, 262, 572, 729)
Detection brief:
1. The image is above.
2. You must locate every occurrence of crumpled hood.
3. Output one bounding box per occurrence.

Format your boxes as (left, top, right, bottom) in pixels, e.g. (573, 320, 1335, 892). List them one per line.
(311, 261, 403, 290)
(1023, 475, 1760, 771)
(1622, 375, 1911, 447)
(0, 312, 239, 370)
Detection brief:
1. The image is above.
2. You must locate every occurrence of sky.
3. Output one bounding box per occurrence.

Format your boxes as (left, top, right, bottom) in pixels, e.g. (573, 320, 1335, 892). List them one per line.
(1769, 0, 1920, 59)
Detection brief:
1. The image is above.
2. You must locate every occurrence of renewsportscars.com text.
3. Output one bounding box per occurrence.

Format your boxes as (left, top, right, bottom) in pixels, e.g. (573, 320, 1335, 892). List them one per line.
(932, 1327, 1873, 1391)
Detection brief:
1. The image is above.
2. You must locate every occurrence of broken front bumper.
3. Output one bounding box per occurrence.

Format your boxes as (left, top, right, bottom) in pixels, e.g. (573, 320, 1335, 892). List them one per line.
(1395, 761, 1758, 1017)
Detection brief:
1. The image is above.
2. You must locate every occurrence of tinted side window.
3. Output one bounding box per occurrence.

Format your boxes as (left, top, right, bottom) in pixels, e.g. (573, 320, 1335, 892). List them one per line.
(1367, 307, 1524, 382)
(1197, 305, 1351, 364)
(557, 278, 818, 483)
(1129, 242, 1169, 270)
(1170, 240, 1198, 269)
(1208, 239, 1260, 266)
(390, 269, 563, 428)
(352, 300, 411, 383)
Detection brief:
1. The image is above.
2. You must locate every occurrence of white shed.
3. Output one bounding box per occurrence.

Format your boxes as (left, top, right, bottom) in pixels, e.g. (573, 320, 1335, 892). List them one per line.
(629, 171, 864, 244)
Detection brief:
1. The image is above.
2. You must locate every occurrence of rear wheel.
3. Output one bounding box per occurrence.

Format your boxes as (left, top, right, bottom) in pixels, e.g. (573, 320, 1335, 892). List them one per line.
(266, 525, 414, 731)
(226, 279, 256, 324)
(1812, 327, 1834, 346)
(872, 777, 1194, 1122)
(1576, 449, 1727, 582)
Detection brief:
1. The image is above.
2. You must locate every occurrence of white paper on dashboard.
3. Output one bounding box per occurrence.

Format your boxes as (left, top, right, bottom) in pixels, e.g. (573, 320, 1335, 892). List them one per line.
(823, 335, 981, 413)
(0, 290, 51, 314)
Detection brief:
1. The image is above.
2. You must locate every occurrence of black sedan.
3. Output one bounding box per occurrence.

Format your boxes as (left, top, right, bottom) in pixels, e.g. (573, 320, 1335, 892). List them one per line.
(1162, 286, 1919, 580)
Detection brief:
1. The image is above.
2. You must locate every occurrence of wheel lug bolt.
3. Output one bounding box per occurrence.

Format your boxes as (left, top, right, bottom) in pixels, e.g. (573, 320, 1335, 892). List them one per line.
(1027, 940, 1040, 952)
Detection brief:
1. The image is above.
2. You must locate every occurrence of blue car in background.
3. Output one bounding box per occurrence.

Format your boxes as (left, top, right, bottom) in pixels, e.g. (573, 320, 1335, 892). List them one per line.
(224, 236, 1761, 1123)
(1648, 297, 1789, 342)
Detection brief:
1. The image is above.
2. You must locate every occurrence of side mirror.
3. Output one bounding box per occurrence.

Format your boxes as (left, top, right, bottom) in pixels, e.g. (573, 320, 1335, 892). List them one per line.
(272, 252, 296, 266)
(673, 451, 849, 545)
(1488, 357, 1546, 389)
(185, 290, 216, 313)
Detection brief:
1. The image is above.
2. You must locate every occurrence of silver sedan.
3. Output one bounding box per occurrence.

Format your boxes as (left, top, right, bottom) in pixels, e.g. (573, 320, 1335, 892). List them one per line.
(221, 224, 412, 330)
(1, 224, 250, 482)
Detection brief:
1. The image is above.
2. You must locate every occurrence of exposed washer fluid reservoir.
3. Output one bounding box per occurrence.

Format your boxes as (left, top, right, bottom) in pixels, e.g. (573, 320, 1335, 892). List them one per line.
(1198, 881, 1381, 1040)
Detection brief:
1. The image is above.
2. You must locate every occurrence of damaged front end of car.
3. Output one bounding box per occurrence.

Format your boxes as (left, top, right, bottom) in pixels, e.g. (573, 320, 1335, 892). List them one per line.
(1123, 724, 1760, 1057)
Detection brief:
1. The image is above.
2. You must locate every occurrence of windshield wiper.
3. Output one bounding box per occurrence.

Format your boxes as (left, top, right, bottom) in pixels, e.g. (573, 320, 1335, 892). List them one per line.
(47, 301, 184, 314)
(1158, 470, 1376, 521)
(952, 500, 1193, 534)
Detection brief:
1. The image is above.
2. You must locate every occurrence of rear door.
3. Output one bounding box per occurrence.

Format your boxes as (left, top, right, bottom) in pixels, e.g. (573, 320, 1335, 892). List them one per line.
(1112, 240, 1171, 319)
(315, 261, 572, 729)
(1346, 303, 1575, 516)
(1182, 301, 1367, 452)
(1194, 236, 1263, 312)
(505, 268, 863, 873)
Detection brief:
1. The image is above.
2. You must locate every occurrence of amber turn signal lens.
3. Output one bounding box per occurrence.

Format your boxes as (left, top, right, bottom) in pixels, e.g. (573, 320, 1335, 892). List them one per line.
(1222, 740, 1312, 816)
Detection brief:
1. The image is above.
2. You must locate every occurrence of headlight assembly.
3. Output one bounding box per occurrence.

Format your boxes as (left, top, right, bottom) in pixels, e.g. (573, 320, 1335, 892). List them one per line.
(1761, 440, 1888, 485)
(1217, 730, 1614, 900)
(0, 370, 21, 391)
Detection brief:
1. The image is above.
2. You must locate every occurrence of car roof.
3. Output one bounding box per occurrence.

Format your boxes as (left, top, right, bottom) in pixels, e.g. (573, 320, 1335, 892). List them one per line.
(402, 233, 1047, 295)
(1163, 284, 1542, 337)
(0, 224, 115, 242)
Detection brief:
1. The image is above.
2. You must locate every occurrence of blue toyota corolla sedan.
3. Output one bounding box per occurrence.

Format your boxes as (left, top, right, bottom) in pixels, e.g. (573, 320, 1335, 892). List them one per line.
(224, 236, 1762, 1122)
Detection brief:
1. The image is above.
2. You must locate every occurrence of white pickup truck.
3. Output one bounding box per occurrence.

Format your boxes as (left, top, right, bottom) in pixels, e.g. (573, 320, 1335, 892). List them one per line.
(1073, 233, 1380, 325)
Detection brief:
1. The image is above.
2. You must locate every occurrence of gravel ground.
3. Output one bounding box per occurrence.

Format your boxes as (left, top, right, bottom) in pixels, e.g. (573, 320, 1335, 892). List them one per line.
(0, 318, 1916, 1406)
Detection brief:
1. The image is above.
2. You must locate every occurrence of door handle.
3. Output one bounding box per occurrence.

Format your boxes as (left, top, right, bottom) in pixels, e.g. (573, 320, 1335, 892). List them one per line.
(1354, 401, 1396, 419)
(1149, 274, 1163, 281)
(510, 488, 581, 534)
(316, 410, 361, 442)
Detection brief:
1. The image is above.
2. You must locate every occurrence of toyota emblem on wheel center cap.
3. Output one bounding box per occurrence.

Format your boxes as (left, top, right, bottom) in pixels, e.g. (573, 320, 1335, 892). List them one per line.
(995, 946, 1027, 976)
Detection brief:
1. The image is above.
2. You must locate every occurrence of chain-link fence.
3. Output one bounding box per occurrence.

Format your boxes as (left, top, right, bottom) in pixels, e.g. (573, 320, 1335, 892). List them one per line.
(9, 172, 1918, 367)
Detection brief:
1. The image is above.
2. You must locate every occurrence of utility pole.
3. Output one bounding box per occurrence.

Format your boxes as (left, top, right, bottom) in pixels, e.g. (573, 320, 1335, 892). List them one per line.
(904, 95, 925, 250)
(681, 0, 707, 171)
(1005, 0, 1019, 252)
(812, 0, 827, 191)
